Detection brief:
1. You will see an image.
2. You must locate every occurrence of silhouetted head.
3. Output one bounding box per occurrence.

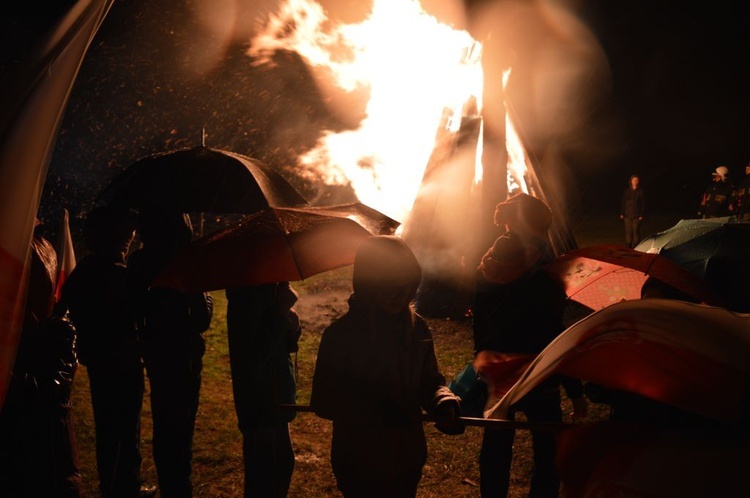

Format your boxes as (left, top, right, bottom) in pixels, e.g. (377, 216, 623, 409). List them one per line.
(138, 209, 193, 252)
(493, 192, 552, 245)
(85, 206, 137, 256)
(352, 236, 422, 314)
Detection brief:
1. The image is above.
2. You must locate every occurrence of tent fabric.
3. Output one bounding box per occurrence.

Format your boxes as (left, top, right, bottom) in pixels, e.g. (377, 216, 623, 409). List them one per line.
(635, 218, 750, 312)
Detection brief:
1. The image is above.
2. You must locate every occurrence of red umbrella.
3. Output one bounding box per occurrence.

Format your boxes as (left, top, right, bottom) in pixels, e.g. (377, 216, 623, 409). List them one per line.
(542, 244, 723, 310)
(152, 203, 400, 292)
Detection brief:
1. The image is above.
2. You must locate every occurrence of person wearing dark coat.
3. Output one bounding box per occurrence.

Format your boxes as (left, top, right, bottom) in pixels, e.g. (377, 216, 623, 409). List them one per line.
(310, 235, 463, 498)
(734, 163, 750, 221)
(225, 282, 300, 498)
(0, 235, 81, 497)
(126, 210, 213, 498)
(698, 166, 735, 219)
(61, 206, 156, 498)
(619, 174, 645, 248)
(473, 193, 587, 498)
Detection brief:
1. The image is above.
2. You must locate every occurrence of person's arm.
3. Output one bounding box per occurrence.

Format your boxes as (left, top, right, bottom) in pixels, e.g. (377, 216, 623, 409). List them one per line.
(310, 329, 338, 420)
(560, 376, 588, 421)
(638, 189, 645, 220)
(698, 189, 709, 218)
(187, 291, 213, 333)
(415, 318, 464, 434)
(472, 274, 502, 353)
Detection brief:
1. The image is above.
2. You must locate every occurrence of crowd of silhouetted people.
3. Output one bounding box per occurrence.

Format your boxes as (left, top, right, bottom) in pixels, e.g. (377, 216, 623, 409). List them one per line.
(2, 180, 748, 497)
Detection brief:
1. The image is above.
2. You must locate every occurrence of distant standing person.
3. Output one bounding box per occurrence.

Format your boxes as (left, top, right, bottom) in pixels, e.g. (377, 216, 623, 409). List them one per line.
(733, 162, 750, 221)
(61, 206, 156, 498)
(311, 235, 463, 498)
(698, 166, 734, 219)
(619, 174, 645, 248)
(225, 282, 301, 498)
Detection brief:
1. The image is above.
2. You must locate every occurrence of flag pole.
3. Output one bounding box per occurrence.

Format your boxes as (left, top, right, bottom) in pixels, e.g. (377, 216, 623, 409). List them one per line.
(280, 404, 570, 432)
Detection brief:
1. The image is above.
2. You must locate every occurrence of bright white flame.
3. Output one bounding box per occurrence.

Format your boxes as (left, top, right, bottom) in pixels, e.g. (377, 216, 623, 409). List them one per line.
(249, 0, 484, 223)
(502, 68, 530, 195)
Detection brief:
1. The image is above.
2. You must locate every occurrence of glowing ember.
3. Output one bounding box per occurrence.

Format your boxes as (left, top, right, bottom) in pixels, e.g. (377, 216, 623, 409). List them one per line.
(249, 0, 484, 223)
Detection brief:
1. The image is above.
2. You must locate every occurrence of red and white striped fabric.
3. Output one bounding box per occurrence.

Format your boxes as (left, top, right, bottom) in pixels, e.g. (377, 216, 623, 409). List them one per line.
(487, 299, 750, 423)
(556, 421, 750, 497)
(0, 0, 113, 410)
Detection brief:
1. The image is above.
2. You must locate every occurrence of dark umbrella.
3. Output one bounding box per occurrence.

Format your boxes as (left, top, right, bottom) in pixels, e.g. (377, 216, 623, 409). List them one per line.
(635, 218, 750, 312)
(96, 146, 309, 213)
(152, 202, 400, 292)
(542, 244, 723, 311)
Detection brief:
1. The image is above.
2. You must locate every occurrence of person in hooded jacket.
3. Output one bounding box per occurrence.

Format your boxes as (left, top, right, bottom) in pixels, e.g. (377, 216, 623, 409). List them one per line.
(310, 235, 463, 498)
(61, 206, 156, 498)
(0, 234, 81, 497)
(472, 193, 587, 498)
(126, 210, 213, 498)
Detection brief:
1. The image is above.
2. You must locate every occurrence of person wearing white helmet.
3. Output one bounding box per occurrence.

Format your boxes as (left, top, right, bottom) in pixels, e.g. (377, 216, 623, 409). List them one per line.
(697, 166, 735, 218)
(734, 163, 750, 221)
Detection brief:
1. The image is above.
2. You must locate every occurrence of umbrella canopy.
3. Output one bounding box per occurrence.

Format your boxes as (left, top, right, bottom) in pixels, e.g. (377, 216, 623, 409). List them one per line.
(542, 244, 723, 310)
(96, 146, 309, 213)
(635, 217, 750, 312)
(486, 299, 750, 424)
(152, 203, 400, 292)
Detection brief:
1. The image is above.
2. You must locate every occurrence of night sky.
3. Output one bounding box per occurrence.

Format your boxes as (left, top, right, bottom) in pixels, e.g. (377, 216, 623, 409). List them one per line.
(572, 1, 747, 215)
(2, 0, 748, 240)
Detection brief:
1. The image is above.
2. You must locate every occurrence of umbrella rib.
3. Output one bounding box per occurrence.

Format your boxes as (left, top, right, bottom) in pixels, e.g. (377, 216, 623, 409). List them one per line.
(276, 211, 305, 280)
(642, 254, 657, 276)
(284, 231, 305, 280)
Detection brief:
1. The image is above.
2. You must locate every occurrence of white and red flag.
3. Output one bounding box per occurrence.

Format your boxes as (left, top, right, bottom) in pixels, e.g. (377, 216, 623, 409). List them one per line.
(0, 0, 113, 410)
(486, 299, 750, 424)
(54, 208, 77, 302)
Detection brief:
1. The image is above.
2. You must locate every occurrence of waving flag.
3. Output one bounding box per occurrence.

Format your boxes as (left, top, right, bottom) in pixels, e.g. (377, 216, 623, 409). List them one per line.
(487, 299, 750, 423)
(54, 208, 77, 302)
(0, 0, 113, 410)
(556, 421, 750, 497)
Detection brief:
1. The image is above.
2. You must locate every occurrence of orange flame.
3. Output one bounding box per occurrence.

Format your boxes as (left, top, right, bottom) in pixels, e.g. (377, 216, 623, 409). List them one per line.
(249, 0, 484, 223)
